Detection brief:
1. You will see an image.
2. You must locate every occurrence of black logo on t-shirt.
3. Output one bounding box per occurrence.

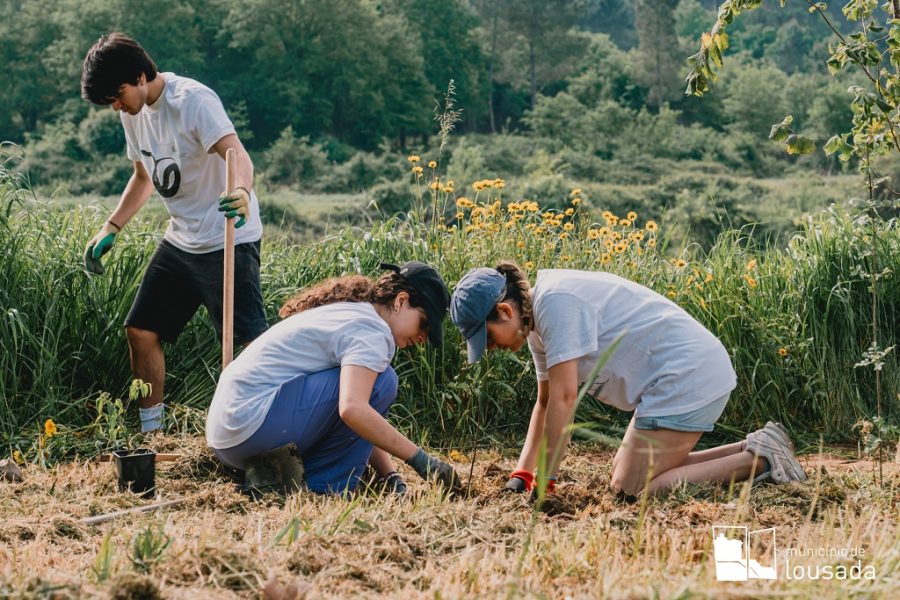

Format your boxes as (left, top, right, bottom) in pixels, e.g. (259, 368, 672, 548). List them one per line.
(141, 149, 181, 198)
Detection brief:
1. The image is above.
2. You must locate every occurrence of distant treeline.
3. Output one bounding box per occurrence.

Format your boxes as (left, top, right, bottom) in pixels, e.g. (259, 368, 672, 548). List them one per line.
(2, 0, 852, 150)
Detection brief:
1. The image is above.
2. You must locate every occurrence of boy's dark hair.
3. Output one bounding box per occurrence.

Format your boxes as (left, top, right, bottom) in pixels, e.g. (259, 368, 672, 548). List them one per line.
(81, 32, 158, 105)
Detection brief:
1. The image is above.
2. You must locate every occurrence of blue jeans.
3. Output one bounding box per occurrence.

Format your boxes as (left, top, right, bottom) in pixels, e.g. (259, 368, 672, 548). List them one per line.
(213, 366, 399, 494)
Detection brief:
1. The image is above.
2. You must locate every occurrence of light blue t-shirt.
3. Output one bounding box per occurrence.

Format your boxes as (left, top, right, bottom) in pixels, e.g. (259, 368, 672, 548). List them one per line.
(206, 302, 395, 448)
(527, 269, 736, 417)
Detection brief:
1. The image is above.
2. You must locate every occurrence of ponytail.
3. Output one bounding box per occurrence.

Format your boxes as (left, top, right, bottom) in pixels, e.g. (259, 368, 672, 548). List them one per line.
(488, 260, 533, 329)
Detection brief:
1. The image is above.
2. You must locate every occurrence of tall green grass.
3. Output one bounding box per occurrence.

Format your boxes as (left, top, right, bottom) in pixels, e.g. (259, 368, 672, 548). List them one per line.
(0, 157, 897, 447)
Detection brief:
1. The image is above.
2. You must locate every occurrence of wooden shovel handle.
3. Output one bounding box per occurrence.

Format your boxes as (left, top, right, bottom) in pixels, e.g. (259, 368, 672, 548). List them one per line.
(223, 148, 236, 368)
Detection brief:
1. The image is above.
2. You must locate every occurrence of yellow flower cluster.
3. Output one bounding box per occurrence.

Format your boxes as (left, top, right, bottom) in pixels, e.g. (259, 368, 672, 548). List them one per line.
(473, 178, 505, 191)
(44, 418, 57, 438)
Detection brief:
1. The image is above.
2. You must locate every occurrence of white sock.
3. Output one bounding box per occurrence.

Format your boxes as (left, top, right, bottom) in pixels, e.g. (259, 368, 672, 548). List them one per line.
(139, 404, 165, 432)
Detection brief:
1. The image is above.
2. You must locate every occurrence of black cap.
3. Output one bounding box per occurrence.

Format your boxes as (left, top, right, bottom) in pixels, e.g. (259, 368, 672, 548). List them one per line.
(381, 262, 450, 347)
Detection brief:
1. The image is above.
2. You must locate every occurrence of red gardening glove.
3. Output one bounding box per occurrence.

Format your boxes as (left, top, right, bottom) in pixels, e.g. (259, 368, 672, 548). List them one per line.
(504, 469, 534, 492)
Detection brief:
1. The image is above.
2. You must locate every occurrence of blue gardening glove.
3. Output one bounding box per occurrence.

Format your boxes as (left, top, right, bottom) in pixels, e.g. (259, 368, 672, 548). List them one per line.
(406, 448, 462, 493)
(83, 223, 119, 275)
(218, 187, 251, 229)
(381, 471, 408, 496)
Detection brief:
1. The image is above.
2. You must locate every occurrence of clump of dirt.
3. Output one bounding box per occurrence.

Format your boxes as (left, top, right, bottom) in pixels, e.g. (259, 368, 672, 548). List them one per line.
(108, 573, 163, 600)
(165, 545, 264, 592)
(51, 517, 84, 541)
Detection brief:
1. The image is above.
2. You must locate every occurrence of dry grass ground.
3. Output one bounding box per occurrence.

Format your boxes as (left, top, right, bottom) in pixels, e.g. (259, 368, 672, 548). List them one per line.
(1, 436, 898, 599)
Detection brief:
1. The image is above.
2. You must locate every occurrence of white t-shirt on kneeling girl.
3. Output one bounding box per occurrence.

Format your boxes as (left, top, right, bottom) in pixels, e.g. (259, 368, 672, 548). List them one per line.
(206, 302, 396, 449)
(526, 269, 736, 418)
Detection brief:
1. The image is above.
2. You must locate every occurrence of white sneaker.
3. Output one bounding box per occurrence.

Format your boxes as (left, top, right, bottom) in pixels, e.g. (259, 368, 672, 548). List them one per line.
(745, 428, 807, 483)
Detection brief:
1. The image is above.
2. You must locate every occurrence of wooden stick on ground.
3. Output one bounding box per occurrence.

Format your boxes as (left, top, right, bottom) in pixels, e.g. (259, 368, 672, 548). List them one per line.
(222, 147, 236, 368)
(80, 498, 187, 526)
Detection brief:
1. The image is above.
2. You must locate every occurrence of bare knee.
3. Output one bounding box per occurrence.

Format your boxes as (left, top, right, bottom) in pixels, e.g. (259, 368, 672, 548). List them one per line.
(126, 326, 161, 351)
(609, 464, 645, 496)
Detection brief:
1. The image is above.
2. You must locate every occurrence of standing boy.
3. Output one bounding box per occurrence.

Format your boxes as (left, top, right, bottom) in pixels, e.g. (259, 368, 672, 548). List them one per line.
(81, 32, 268, 432)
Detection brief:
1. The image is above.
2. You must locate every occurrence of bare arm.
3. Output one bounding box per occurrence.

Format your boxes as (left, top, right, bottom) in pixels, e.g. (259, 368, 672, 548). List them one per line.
(211, 133, 254, 192)
(514, 378, 550, 473)
(542, 359, 580, 478)
(337, 365, 418, 462)
(108, 161, 154, 229)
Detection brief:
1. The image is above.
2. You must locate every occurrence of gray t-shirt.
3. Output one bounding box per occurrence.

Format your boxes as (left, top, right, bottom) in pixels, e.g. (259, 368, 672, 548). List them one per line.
(527, 269, 736, 417)
(206, 302, 396, 448)
(121, 73, 262, 253)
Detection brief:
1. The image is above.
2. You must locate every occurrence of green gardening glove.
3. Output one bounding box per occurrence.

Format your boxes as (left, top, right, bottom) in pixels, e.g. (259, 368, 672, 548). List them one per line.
(83, 223, 119, 275)
(218, 187, 250, 229)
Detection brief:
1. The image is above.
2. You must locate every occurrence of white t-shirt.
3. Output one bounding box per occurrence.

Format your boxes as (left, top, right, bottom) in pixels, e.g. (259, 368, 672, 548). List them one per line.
(206, 302, 396, 449)
(121, 72, 262, 253)
(527, 269, 736, 417)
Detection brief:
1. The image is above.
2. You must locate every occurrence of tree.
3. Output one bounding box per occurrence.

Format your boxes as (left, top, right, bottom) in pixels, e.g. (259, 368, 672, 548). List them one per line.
(395, 0, 486, 133)
(504, 0, 587, 111)
(635, 0, 684, 112)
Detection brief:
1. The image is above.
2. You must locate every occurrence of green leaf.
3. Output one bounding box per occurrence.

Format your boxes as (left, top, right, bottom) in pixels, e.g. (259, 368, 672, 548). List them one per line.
(769, 115, 794, 142)
(785, 134, 816, 155)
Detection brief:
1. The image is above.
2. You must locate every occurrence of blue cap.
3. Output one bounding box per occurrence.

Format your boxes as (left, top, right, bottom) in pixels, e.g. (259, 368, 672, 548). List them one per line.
(450, 267, 507, 363)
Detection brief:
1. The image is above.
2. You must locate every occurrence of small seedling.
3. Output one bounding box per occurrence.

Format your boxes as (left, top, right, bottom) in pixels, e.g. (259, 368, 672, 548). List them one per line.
(129, 523, 171, 573)
(91, 530, 116, 582)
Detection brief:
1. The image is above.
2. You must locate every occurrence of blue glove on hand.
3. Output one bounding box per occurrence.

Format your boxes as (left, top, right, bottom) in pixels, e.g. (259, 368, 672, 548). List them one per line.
(405, 448, 462, 493)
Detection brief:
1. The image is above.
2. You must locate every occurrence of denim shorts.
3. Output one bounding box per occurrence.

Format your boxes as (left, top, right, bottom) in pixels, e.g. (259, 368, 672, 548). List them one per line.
(633, 393, 730, 433)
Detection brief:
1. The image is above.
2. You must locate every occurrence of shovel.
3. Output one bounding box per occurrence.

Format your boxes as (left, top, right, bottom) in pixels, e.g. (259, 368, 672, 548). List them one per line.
(222, 147, 236, 368)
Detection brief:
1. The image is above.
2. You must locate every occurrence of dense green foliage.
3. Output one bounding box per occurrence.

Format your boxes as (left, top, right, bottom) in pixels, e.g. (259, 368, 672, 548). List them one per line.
(3, 0, 859, 199)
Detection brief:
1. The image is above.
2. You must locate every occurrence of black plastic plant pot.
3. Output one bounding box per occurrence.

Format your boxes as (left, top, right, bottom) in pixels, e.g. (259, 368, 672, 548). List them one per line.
(113, 448, 156, 498)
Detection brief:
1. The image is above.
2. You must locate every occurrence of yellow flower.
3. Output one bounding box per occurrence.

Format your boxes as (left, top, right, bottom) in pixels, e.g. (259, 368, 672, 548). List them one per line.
(564, 208, 574, 216)
(604, 239, 614, 250)
(778, 347, 789, 357)
(442, 186, 454, 193)
(428, 160, 437, 168)
(44, 418, 57, 438)
(570, 188, 582, 197)
(674, 259, 687, 268)
(606, 216, 619, 226)
(455, 212, 464, 219)
(412, 166, 424, 175)
(13, 449, 24, 464)
(430, 181, 441, 190)
(666, 290, 677, 299)
(612, 232, 622, 241)
(560, 232, 569, 239)
(449, 450, 467, 462)
(456, 197, 474, 208)
(561, 255, 572, 262)
(602, 210, 613, 220)
(614, 242, 627, 253)
(563, 223, 574, 231)
(647, 238, 656, 247)
(571, 197, 582, 205)
(645, 220, 658, 232)
(599, 252, 612, 264)
(516, 240, 525, 249)
(746, 259, 757, 271)
(524, 261, 535, 270)
(446, 180, 455, 188)
(619, 219, 631, 228)
(408, 155, 420, 163)
(627, 211, 637, 221)
(494, 179, 506, 189)
(534, 227, 545, 235)
(598, 227, 611, 238)
(630, 231, 644, 241)
(525, 201, 539, 212)
(744, 274, 757, 288)
(704, 272, 714, 283)
(588, 229, 600, 240)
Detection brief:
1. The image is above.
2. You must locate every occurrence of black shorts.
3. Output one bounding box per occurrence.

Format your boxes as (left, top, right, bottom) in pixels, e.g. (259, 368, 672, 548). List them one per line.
(124, 239, 269, 345)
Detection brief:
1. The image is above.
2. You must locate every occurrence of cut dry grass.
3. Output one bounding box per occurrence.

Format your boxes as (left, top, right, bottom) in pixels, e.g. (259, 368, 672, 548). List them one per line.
(1, 436, 898, 599)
